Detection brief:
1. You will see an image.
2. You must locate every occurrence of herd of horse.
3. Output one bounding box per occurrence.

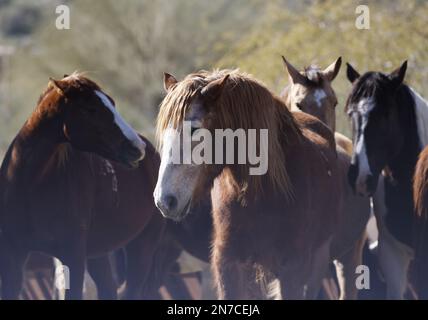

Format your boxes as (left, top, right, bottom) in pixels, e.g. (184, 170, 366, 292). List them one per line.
(0, 56, 428, 300)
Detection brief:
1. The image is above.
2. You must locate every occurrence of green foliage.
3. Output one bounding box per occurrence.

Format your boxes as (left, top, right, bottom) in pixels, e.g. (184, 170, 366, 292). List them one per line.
(217, 0, 428, 136)
(0, 0, 427, 153)
(0, 0, 263, 152)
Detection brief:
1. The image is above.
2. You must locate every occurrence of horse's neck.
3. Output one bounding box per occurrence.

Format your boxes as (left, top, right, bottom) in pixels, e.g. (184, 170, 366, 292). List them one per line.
(3, 113, 65, 183)
(410, 87, 428, 149)
(389, 85, 426, 183)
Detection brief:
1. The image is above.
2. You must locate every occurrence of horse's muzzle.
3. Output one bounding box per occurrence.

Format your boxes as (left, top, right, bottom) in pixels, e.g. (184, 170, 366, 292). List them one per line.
(120, 139, 146, 168)
(155, 195, 190, 222)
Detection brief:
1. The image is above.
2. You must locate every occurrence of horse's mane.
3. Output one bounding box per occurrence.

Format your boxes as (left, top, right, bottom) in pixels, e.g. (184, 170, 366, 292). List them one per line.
(37, 71, 101, 105)
(157, 69, 301, 199)
(345, 72, 391, 112)
(302, 65, 323, 86)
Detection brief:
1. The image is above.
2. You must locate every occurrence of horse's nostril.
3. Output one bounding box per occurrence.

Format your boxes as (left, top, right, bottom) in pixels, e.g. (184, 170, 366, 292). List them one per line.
(164, 194, 178, 211)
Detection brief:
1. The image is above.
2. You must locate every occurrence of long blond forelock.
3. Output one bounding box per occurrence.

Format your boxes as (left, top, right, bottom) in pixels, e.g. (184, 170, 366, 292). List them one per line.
(156, 73, 208, 150)
(156, 69, 297, 199)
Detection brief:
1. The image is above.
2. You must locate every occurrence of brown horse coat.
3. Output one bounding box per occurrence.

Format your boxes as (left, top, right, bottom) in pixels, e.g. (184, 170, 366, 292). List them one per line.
(0, 75, 164, 299)
(155, 70, 344, 299)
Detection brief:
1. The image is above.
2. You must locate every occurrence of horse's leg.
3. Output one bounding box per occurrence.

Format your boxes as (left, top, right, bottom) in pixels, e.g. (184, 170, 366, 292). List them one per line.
(278, 263, 307, 300)
(334, 231, 367, 300)
(212, 261, 247, 300)
(0, 243, 28, 299)
(61, 239, 87, 300)
(87, 255, 118, 300)
(377, 234, 412, 299)
(371, 175, 410, 299)
(212, 246, 249, 299)
(305, 240, 333, 300)
(122, 214, 165, 300)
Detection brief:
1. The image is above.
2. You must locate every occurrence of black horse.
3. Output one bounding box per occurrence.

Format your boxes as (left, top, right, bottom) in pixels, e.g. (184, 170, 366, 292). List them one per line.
(346, 61, 428, 299)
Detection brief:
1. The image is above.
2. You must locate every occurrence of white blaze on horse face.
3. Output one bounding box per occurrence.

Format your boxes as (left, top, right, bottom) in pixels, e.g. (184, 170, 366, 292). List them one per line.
(95, 90, 146, 158)
(313, 89, 327, 108)
(354, 98, 374, 195)
(154, 123, 202, 221)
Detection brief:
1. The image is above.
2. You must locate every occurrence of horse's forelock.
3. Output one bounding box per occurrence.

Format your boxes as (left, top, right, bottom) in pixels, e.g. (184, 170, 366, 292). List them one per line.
(63, 72, 101, 92)
(39, 72, 101, 106)
(345, 72, 386, 113)
(157, 69, 297, 199)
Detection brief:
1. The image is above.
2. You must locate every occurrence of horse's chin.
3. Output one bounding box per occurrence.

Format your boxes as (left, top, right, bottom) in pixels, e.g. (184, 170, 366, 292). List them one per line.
(164, 200, 192, 222)
(115, 154, 141, 169)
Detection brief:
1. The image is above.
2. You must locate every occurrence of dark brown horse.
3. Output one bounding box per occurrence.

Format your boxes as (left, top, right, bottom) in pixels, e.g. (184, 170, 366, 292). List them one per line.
(154, 69, 344, 299)
(0, 73, 164, 299)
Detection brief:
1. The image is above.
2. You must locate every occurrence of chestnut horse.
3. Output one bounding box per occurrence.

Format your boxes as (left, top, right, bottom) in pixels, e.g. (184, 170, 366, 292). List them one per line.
(154, 69, 344, 299)
(0, 73, 164, 299)
(280, 57, 371, 299)
(413, 146, 428, 298)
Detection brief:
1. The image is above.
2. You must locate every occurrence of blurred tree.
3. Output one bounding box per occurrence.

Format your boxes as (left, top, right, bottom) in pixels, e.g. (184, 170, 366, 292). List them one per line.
(217, 0, 428, 136)
(0, 0, 427, 152)
(0, 0, 265, 151)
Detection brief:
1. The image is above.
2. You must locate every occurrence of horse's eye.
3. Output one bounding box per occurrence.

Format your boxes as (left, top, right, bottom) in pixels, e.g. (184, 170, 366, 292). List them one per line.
(296, 103, 303, 110)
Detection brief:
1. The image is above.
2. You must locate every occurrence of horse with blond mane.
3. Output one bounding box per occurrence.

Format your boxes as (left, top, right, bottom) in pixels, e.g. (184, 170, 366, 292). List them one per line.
(154, 69, 345, 299)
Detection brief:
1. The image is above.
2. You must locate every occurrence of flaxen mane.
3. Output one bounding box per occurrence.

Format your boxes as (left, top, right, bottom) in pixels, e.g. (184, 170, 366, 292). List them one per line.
(156, 69, 301, 199)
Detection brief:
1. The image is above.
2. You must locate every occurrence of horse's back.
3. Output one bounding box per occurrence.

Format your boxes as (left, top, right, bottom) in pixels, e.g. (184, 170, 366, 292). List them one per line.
(292, 111, 336, 153)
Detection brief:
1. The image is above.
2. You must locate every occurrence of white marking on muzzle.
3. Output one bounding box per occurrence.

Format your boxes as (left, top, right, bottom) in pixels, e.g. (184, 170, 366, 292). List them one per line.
(354, 98, 374, 194)
(154, 128, 179, 213)
(95, 90, 146, 158)
(355, 135, 372, 194)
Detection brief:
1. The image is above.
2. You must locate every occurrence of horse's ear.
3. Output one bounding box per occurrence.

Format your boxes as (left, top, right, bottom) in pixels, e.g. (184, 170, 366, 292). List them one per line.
(49, 77, 68, 94)
(282, 56, 308, 85)
(200, 74, 230, 101)
(389, 60, 407, 88)
(163, 73, 178, 92)
(323, 56, 342, 82)
(346, 63, 360, 83)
